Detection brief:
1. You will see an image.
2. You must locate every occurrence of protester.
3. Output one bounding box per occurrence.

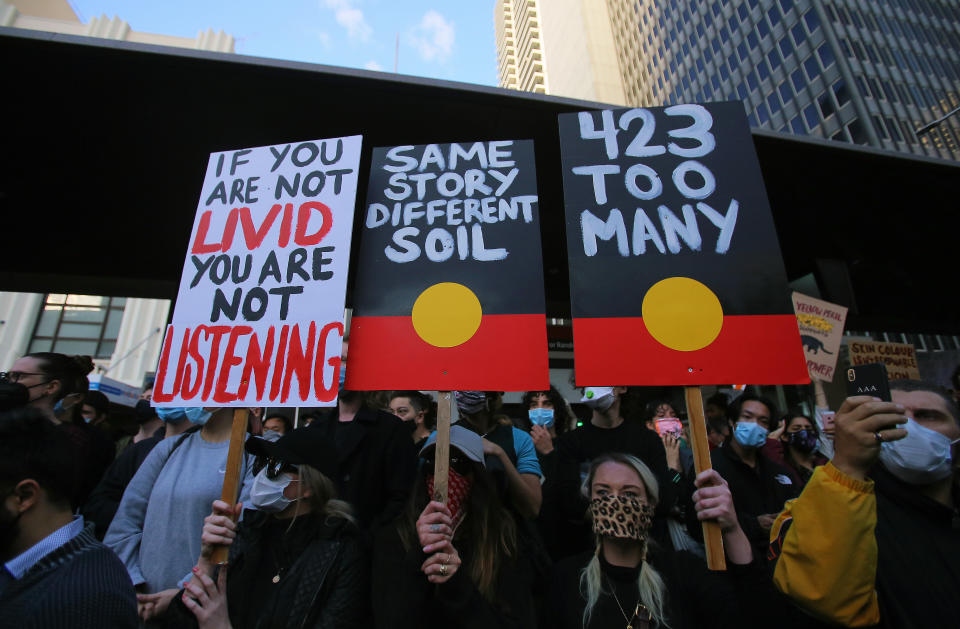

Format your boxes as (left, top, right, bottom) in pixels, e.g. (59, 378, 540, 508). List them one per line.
(709, 392, 798, 555)
(0, 408, 137, 627)
(546, 453, 767, 629)
(80, 390, 110, 427)
(115, 388, 164, 454)
(104, 407, 256, 622)
(705, 393, 730, 448)
(771, 380, 960, 628)
(521, 386, 571, 470)
(761, 410, 828, 487)
(2, 352, 113, 506)
(262, 413, 292, 437)
(555, 387, 674, 557)
(83, 407, 191, 539)
(455, 390, 542, 519)
(372, 425, 535, 628)
(164, 428, 367, 629)
(307, 381, 417, 534)
(389, 390, 435, 447)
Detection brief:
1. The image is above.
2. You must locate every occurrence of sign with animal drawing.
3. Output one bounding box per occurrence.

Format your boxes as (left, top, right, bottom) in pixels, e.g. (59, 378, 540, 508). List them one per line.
(559, 101, 807, 385)
(792, 292, 848, 382)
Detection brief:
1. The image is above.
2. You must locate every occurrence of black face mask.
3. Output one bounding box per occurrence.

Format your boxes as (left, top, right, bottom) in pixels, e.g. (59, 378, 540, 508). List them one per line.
(0, 382, 30, 413)
(133, 399, 156, 425)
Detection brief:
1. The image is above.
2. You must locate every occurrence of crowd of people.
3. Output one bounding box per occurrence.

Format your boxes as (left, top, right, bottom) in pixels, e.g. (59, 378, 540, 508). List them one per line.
(0, 349, 958, 628)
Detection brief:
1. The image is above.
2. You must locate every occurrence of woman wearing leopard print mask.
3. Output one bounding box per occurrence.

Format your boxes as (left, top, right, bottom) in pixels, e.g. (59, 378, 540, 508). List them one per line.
(546, 453, 772, 628)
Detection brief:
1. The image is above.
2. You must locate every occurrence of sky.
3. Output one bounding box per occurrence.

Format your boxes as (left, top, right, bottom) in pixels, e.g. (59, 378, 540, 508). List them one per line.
(69, 0, 499, 86)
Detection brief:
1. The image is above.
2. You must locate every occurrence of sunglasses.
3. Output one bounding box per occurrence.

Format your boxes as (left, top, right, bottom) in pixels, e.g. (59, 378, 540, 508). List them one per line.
(253, 456, 299, 480)
(422, 454, 473, 476)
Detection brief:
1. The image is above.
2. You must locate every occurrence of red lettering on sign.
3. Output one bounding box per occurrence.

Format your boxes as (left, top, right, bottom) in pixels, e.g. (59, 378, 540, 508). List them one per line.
(294, 202, 333, 246)
(191, 212, 222, 254)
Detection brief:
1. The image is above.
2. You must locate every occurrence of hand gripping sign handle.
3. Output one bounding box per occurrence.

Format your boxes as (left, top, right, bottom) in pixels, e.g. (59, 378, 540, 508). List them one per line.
(684, 386, 727, 571)
(211, 408, 250, 565)
(432, 392, 452, 505)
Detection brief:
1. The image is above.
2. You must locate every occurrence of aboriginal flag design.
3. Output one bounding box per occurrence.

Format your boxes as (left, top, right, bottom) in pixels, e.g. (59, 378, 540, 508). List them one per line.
(560, 102, 807, 386)
(348, 140, 549, 391)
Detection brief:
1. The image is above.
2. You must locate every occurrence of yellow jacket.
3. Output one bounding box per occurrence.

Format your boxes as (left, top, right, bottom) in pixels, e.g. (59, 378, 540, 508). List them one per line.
(769, 462, 880, 627)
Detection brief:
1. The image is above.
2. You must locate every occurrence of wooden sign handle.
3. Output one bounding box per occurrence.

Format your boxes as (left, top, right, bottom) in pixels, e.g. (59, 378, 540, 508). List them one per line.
(684, 386, 726, 571)
(211, 408, 250, 565)
(433, 392, 452, 505)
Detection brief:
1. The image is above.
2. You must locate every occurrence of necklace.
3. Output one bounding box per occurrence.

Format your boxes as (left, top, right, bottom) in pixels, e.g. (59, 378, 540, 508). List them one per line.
(606, 576, 648, 629)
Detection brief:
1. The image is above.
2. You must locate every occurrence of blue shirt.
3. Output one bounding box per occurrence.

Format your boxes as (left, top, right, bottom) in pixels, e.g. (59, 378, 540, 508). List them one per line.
(4, 515, 84, 579)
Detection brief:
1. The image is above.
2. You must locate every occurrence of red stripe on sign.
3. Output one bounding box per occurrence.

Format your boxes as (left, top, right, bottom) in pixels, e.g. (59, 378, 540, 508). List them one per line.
(347, 314, 549, 390)
(573, 314, 808, 386)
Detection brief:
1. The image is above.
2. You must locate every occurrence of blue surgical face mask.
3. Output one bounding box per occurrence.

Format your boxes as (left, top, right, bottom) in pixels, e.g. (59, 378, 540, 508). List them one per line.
(529, 408, 555, 428)
(156, 407, 211, 425)
(53, 399, 65, 415)
(734, 421, 768, 448)
(338, 363, 347, 392)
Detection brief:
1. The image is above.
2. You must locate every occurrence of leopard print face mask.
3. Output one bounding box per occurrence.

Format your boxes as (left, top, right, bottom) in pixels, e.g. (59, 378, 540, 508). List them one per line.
(590, 494, 655, 542)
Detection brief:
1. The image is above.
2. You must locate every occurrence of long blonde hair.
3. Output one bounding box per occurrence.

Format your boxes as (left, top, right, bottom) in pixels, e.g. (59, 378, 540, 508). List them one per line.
(579, 453, 670, 628)
(297, 464, 354, 524)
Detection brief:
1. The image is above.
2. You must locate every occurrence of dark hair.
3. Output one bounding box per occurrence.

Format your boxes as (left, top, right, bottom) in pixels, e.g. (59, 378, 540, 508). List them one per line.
(25, 352, 94, 401)
(643, 399, 678, 422)
(520, 386, 571, 434)
(890, 379, 960, 425)
(726, 392, 778, 427)
(390, 391, 436, 430)
(398, 455, 517, 602)
(0, 407, 78, 507)
(82, 390, 110, 415)
(782, 410, 818, 437)
(705, 393, 728, 411)
(264, 413, 293, 433)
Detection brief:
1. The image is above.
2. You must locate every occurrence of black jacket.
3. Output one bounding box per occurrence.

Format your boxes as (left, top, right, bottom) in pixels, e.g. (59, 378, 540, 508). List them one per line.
(710, 442, 798, 553)
(0, 524, 137, 629)
(372, 524, 536, 629)
(82, 427, 165, 539)
(309, 407, 417, 534)
(167, 511, 367, 629)
(546, 546, 771, 629)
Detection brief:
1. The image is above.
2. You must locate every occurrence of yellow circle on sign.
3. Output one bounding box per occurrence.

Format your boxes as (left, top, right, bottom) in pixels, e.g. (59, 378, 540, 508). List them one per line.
(641, 277, 723, 351)
(412, 283, 482, 348)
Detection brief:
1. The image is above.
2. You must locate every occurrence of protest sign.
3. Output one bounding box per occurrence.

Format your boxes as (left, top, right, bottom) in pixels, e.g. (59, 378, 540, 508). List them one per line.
(847, 338, 921, 380)
(348, 140, 549, 390)
(559, 102, 807, 385)
(153, 136, 362, 406)
(792, 292, 848, 382)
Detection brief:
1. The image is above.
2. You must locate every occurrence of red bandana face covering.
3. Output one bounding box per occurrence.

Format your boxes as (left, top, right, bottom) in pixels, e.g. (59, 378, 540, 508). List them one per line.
(426, 467, 473, 523)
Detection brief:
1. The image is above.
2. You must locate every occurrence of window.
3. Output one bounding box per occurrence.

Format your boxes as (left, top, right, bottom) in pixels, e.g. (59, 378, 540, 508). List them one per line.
(847, 119, 868, 144)
(818, 44, 835, 68)
(886, 117, 903, 142)
(873, 115, 889, 139)
(779, 82, 792, 103)
(791, 70, 805, 93)
(757, 102, 770, 124)
(818, 92, 835, 118)
(768, 7, 782, 26)
(882, 81, 897, 102)
(779, 39, 793, 60)
(804, 103, 819, 129)
(790, 115, 805, 134)
(737, 83, 748, 100)
(768, 49, 782, 71)
(833, 79, 851, 107)
(803, 10, 821, 33)
(29, 294, 126, 358)
(831, 129, 847, 142)
(758, 59, 770, 80)
(747, 32, 759, 49)
(738, 42, 748, 62)
(758, 19, 770, 39)
(791, 23, 805, 46)
(804, 56, 820, 80)
(767, 92, 781, 114)
(900, 120, 916, 144)
(747, 71, 759, 91)
(779, 0, 794, 14)
(738, 5, 748, 20)
(856, 75, 871, 98)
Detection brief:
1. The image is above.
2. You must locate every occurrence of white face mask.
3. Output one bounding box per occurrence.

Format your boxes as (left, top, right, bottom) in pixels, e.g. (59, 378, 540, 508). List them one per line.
(581, 387, 615, 411)
(878, 418, 957, 485)
(250, 469, 299, 513)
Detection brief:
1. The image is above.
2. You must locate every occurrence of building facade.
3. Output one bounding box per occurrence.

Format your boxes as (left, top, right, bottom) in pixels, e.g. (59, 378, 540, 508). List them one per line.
(495, 0, 960, 161)
(0, 0, 234, 390)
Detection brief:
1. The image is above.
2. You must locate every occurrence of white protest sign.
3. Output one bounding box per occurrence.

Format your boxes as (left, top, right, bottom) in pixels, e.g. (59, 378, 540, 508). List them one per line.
(153, 136, 362, 407)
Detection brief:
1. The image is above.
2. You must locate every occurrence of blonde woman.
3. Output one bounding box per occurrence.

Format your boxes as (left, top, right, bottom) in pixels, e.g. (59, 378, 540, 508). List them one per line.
(547, 453, 764, 628)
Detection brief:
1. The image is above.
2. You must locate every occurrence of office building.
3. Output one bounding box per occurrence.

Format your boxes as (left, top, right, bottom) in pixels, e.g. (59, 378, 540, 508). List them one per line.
(495, 0, 960, 161)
